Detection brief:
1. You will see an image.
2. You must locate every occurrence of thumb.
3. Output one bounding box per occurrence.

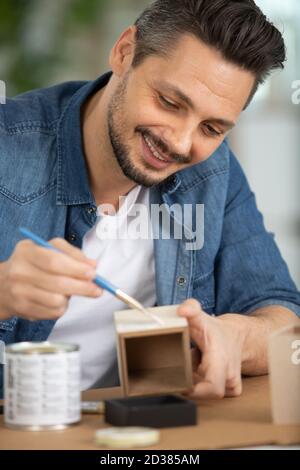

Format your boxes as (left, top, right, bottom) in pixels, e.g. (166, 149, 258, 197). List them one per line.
(177, 298, 208, 348)
(177, 298, 204, 323)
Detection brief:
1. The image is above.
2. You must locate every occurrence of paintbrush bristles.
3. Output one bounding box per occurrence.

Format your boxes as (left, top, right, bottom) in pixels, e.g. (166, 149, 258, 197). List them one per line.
(116, 290, 164, 325)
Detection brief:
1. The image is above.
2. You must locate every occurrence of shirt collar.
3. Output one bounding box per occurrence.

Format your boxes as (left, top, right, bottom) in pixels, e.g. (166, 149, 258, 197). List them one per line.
(97, 184, 143, 219)
(56, 71, 112, 206)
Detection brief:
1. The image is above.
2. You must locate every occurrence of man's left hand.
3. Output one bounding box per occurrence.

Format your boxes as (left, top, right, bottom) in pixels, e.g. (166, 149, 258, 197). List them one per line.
(177, 299, 246, 399)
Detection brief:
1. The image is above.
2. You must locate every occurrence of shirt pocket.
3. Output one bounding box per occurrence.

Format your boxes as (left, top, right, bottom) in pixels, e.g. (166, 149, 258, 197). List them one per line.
(0, 130, 57, 205)
(192, 269, 215, 313)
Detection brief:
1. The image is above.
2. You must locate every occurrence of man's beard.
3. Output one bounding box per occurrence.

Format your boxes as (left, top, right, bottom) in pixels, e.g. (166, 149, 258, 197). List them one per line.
(107, 75, 171, 188)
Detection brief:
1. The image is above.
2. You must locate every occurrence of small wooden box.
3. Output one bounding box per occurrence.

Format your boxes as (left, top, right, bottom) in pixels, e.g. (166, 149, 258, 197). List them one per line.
(114, 305, 193, 397)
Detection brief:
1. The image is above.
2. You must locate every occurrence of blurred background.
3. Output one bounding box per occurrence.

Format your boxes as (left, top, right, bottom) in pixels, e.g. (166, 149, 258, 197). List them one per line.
(0, 0, 299, 287)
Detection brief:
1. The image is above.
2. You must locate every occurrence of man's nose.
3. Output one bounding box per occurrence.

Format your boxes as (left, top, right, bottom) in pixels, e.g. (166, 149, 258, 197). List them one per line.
(162, 125, 195, 157)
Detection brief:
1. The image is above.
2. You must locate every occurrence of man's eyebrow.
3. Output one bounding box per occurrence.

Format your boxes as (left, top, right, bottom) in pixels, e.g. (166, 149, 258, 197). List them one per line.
(153, 80, 236, 129)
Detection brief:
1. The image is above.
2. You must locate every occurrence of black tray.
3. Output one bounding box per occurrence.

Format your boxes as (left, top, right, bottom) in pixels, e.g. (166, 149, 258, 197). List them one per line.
(104, 394, 197, 428)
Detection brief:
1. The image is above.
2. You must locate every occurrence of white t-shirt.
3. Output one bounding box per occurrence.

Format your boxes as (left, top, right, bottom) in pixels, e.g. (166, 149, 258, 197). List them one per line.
(48, 186, 156, 390)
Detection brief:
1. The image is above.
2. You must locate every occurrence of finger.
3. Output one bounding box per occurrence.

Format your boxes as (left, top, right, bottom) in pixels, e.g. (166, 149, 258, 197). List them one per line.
(194, 361, 206, 380)
(50, 238, 97, 267)
(14, 298, 67, 321)
(184, 321, 209, 353)
(25, 245, 97, 280)
(10, 264, 103, 298)
(192, 370, 204, 383)
(187, 352, 227, 400)
(191, 347, 202, 371)
(12, 283, 69, 310)
(37, 273, 103, 298)
(187, 381, 225, 400)
(225, 381, 243, 397)
(225, 370, 243, 397)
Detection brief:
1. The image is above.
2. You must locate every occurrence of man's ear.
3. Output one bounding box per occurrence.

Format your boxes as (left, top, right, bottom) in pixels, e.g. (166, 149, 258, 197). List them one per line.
(109, 26, 137, 77)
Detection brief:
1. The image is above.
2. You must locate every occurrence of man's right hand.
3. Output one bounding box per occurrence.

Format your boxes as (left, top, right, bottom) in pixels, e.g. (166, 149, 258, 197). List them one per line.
(0, 238, 103, 321)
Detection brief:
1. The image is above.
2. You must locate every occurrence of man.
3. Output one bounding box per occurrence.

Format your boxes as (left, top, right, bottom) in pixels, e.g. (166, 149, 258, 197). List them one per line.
(0, 0, 299, 400)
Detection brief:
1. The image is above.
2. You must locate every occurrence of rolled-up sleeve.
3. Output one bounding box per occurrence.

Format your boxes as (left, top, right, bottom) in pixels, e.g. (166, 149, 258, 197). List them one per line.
(214, 148, 300, 318)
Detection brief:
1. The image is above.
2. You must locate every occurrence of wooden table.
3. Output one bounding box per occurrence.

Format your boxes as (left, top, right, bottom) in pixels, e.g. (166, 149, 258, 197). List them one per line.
(0, 376, 299, 450)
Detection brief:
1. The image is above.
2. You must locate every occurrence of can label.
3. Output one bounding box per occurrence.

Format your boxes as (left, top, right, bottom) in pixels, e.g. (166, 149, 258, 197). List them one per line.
(4, 349, 81, 427)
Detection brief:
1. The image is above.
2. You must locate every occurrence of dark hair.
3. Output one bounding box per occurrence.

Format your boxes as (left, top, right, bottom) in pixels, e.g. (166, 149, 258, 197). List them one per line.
(133, 0, 286, 107)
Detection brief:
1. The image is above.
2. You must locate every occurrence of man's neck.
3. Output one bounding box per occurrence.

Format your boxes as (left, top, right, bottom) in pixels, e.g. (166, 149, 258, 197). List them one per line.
(81, 85, 136, 209)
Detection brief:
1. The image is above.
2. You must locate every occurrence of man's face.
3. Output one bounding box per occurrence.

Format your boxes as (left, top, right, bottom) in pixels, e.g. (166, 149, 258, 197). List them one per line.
(107, 34, 255, 187)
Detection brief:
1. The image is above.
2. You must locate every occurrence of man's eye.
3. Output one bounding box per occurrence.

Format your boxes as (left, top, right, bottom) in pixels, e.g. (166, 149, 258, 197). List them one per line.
(159, 95, 179, 110)
(204, 124, 222, 137)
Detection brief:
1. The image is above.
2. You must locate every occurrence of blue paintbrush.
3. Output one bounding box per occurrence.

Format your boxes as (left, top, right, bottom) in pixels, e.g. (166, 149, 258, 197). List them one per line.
(19, 227, 163, 325)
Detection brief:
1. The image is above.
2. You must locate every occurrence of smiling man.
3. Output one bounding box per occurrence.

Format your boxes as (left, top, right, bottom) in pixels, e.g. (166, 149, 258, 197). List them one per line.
(0, 0, 299, 400)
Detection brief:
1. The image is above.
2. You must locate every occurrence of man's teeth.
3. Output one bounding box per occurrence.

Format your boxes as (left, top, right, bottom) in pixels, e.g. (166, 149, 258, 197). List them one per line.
(144, 135, 169, 162)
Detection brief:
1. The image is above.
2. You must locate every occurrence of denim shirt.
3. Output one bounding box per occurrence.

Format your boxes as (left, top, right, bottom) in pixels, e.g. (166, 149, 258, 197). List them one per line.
(0, 71, 299, 396)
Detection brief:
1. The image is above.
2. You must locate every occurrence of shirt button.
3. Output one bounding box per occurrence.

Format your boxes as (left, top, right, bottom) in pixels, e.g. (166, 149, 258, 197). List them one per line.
(87, 206, 97, 215)
(69, 233, 77, 242)
(177, 276, 187, 287)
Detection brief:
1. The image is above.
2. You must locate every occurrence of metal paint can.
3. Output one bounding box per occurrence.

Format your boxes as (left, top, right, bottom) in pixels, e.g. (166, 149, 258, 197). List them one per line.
(4, 341, 81, 431)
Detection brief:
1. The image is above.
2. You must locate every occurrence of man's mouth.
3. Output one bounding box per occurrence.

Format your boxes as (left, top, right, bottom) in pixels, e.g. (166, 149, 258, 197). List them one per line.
(141, 134, 173, 170)
(144, 135, 171, 162)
